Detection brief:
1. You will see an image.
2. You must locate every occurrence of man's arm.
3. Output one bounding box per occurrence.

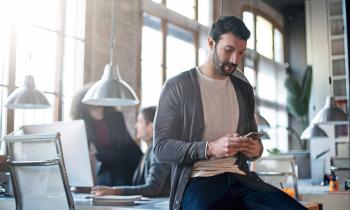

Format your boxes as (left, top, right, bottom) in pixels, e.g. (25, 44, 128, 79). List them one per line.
(153, 78, 207, 164)
(112, 156, 171, 197)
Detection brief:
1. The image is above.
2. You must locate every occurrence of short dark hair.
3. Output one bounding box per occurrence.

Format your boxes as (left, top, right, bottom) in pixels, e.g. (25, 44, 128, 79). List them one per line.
(140, 106, 156, 124)
(209, 16, 250, 43)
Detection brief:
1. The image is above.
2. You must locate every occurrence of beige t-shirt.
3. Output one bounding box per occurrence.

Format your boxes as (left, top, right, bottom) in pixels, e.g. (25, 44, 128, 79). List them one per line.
(191, 67, 245, 177)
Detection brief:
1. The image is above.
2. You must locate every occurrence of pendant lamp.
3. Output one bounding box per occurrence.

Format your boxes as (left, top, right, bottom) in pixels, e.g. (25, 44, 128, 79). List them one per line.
(82, 0, 139, 106)
(5, 75, 51, 109)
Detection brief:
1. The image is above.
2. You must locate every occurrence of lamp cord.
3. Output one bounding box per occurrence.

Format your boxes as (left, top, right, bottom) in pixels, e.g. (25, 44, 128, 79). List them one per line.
(221, 0, 223, 16)
(110, 0, 115, 65)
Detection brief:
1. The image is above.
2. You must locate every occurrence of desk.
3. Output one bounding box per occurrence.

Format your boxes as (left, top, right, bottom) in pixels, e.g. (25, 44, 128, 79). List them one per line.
(1, 196, 324, 210)
(0, 196, 169, 210)
(299, 184, 350, 210)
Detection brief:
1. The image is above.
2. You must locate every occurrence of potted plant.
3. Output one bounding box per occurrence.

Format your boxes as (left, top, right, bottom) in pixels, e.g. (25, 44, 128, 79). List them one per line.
(283, 65, 312, 178)
(284, 65, 312, 150)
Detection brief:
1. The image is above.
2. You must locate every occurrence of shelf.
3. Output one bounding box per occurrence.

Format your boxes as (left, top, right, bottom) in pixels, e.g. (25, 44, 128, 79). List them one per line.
(332, 75, 346, 80)
(331, 34, 344, 40)
(329, 15, 343, 20)
(331, 54, 345, 60)
(334, 96, 348, 101)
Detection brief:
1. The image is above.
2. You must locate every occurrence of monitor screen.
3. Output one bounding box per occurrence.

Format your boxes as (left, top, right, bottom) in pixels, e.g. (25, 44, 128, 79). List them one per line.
(21, 120, 94, 187)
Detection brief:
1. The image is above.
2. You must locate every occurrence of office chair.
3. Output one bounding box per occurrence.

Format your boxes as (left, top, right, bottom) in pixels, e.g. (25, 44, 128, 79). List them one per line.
(4, 133, 75, 210)
(254, 155, 299, 200)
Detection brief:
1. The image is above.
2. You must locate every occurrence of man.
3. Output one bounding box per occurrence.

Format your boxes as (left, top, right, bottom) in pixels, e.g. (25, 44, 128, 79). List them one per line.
(92, 106, 171, 197)
(153, 16, 307, 210)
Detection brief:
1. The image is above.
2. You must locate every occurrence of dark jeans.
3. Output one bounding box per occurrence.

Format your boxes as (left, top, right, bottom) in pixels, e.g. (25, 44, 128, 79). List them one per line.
(181, 172, 307, 210)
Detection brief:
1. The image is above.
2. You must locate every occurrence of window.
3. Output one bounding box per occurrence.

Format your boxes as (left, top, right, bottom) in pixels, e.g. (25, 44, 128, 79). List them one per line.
(256, 15, 273, 59)
(243, 10, 288, 152)
(141, 14, 163, 107)
(166, 0, 196, 20)
(141, 0, 212, 107)
(166, 23, 195, 80)
(0, 0, 85, 135)
(198, 0, 213, 27)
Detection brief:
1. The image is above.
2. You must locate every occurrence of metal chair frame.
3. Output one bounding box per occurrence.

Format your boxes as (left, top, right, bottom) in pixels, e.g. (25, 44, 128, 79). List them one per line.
(4, 133, 75, 210)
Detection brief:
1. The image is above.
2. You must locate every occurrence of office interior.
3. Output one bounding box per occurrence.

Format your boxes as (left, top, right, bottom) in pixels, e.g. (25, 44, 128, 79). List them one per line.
(0, 0, 349, 209)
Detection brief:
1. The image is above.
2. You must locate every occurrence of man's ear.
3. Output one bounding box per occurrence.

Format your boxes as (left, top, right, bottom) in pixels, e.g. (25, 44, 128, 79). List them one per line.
(147, 122, 154, 134)
(208, 36, 214, 49)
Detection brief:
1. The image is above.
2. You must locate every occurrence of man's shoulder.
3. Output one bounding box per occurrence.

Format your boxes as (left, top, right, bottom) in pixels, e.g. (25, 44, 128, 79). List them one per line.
(164, 68, 196, 87)
(231, 69, 252, 87)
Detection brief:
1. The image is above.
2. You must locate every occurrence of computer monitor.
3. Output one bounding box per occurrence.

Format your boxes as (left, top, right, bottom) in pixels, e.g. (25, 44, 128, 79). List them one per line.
(21, 120, 94, 187)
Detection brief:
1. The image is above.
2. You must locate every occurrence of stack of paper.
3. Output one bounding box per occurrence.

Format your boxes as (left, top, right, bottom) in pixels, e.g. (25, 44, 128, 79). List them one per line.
(92, 195, 142, 206)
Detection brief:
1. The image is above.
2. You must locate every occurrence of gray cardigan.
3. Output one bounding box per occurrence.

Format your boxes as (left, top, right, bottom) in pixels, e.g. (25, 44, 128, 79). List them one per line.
(115, 144, 171, 197)
(153, 68, 263, 210)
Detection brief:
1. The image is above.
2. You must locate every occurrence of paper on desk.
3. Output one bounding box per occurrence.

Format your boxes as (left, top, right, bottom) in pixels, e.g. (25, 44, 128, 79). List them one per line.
(91, 195, 142, 206)
(92, 195, 142, 201)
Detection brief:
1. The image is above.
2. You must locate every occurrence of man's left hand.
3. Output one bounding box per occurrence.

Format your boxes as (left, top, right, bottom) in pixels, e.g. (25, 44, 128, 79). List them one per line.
(91, 186, 122, 196)
(239, 138, 261, 158)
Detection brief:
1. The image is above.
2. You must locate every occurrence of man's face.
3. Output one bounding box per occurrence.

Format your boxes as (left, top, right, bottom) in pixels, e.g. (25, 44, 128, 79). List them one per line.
(135, 113, 153, 141)
(210, 33, 247, 76)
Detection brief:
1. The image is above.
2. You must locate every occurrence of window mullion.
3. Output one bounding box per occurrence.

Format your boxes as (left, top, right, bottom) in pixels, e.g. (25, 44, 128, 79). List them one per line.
(6, 25, 18, 134)
(55, 0, 67, 121)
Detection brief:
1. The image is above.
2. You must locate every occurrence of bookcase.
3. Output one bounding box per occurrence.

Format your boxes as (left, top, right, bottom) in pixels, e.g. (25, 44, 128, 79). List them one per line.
(328, 0, 347, 112)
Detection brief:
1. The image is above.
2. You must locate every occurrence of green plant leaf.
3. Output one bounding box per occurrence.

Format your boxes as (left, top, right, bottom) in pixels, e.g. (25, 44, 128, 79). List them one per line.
(285, 65, 313, 124)
(301, 66, 312, 112)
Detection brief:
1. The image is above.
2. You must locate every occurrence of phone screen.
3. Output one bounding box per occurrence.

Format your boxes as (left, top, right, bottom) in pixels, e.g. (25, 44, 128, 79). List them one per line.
(244, 132, 266, 139)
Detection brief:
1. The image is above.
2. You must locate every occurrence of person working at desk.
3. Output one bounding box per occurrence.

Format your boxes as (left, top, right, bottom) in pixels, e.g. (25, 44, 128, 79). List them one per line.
(92, 106, 171, 197)
(153, 16, 307, 210)
(71, 84, 142, 186)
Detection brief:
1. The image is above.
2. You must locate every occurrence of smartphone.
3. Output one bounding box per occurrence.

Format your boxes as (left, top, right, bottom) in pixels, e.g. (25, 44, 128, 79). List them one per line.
(243, 132, 266, 139)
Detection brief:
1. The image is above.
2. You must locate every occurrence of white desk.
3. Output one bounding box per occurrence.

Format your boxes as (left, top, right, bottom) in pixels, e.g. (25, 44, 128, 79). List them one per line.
(0, 195, 169, 210)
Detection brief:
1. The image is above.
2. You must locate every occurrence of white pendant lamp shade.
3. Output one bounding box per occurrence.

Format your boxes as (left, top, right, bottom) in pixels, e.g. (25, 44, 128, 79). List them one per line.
(5, 75, 51, 109)
(312, 96, 348, 124)
(300, 124, 328, 140)
(82, 64, 139, 106)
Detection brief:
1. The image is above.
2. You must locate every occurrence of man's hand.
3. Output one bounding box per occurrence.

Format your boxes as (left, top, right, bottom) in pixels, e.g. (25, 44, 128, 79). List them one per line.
(207, 133, 243, 158)
(239, 137, 261, 158)
(91, 186, 122, 196)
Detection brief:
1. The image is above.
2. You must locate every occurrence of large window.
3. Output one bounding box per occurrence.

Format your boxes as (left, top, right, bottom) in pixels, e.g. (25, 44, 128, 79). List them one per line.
(0, 0, 85, 135)
(243, 11, 288, 152)
(166, 24, 196, 80)
(141, 14, 163, 108)
(141, 0, 212, 107)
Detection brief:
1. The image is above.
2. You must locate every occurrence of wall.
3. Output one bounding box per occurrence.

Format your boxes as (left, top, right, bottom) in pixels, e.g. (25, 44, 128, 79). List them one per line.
(305, 0, 330, 122)
(284, 5, 308, 149)
(84, 0, 142, 136)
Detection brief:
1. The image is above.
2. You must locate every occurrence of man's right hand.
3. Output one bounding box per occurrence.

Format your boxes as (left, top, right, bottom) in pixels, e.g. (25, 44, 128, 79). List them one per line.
(206, 133, 243, 158)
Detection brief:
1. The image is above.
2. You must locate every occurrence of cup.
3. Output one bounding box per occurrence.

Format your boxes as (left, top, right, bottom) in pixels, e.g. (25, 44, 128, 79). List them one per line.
(282, 188, 295, 198)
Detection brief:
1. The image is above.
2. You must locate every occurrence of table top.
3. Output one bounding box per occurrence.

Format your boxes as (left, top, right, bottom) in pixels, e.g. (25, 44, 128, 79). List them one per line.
(0, 195, 170, 210)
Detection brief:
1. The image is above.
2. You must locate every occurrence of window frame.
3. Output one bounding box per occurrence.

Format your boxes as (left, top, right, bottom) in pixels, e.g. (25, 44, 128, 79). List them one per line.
(0, 0, 85, 135)
(140, 0, 213, 106)
(242, 9, 288, 152)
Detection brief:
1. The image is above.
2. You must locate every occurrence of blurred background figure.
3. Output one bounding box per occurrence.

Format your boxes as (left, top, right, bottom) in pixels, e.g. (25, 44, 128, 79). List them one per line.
(71, 84, 142, 186)
(91, 106, 171, 197)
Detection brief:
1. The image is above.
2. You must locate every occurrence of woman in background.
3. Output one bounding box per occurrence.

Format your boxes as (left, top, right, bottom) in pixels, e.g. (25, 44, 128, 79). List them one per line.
(71, 84, 142, 186)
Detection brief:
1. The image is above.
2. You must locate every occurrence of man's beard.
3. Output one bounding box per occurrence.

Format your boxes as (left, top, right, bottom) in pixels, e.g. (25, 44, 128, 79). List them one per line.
(212, 45, 238, 77)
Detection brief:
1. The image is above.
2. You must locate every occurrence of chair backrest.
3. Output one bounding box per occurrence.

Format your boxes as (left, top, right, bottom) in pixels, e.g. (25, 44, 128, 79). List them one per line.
(255, 155, 299, 200)
(4, 133, 75, 210)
